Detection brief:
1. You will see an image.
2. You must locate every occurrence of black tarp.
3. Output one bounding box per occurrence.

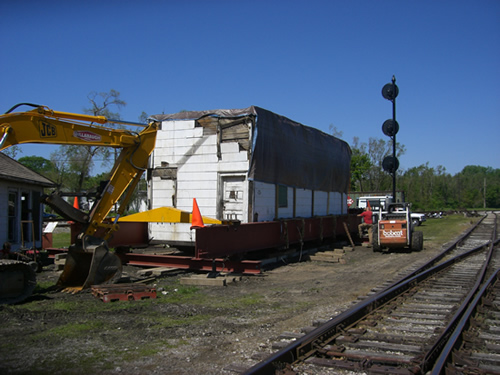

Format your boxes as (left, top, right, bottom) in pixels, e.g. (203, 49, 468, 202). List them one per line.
(151, 106, 351, 193)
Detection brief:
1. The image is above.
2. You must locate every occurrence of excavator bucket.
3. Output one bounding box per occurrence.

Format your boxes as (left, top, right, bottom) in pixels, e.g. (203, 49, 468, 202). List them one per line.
(57, 235, 122, 290)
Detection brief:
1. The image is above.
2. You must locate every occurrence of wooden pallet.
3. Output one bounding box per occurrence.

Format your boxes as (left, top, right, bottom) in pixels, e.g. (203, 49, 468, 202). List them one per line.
(91, 283, 156, 302)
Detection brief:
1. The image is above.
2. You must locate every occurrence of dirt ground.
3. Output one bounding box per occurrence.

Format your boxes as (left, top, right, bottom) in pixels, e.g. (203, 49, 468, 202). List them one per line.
(0, 231, 461, 375)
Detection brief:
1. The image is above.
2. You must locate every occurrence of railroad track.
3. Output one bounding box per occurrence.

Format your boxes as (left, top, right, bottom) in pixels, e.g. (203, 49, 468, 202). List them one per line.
(241, 212, 499, 375)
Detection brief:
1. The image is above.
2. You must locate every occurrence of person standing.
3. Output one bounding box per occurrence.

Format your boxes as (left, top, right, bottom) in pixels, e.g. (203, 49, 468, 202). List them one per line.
(1, 242, 12, 259)
(358, 207, 374, 242)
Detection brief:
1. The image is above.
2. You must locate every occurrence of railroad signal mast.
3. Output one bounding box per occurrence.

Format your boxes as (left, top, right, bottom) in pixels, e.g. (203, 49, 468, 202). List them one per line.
(381, 75, 399, 202)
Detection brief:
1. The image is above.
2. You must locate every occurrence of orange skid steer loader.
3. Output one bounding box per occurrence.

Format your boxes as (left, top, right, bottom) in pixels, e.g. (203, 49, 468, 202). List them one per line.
(372, 202, 423, 252)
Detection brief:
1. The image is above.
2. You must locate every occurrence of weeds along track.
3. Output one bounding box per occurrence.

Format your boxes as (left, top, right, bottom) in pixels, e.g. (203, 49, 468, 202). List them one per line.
(241, 212, 499, 375)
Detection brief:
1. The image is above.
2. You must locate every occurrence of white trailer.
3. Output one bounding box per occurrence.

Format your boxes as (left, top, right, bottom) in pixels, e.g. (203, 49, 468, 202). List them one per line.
(147, 106, 351, 246)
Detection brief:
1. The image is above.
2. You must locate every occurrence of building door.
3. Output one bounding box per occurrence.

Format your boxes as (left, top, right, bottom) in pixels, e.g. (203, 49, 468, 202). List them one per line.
(221, 175, 246, 221)
(21, 191, 31, 247)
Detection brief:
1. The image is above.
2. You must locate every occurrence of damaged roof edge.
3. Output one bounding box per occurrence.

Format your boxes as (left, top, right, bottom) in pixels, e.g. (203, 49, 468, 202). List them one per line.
(150, 106, 258, 122)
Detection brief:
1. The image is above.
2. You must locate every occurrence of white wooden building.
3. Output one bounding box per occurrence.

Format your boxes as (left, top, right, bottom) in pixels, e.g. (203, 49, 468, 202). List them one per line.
(148, 106, 351, 246)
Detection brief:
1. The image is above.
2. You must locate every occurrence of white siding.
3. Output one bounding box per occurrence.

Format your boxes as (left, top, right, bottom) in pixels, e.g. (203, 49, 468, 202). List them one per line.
(314, 191, 328, 216)
(0, 182, 8, 244)
(253, 181, 275, 222)
(149, 119, 250, 244)
(295, 189, 312, 217)
(252, 183, 346, 221)
(149, 178, 175, 208)
(277, 186, 294, 219)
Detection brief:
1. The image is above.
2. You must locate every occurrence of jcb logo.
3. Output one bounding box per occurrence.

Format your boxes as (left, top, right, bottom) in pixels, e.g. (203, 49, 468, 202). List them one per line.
(40, 121, 57, 138)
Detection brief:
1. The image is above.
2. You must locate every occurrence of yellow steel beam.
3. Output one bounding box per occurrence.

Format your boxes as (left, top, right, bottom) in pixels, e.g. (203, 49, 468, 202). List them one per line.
(118, 207, 221, 225)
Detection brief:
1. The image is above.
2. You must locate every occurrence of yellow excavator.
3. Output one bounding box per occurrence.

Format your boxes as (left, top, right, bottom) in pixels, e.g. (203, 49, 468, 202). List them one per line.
(0, 103, 160, 301)
(0, 103, 223, 304)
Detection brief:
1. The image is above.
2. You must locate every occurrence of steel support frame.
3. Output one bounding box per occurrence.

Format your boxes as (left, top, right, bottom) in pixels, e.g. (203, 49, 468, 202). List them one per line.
(195, 215, 358, 259)
(50, 214, 360, 275)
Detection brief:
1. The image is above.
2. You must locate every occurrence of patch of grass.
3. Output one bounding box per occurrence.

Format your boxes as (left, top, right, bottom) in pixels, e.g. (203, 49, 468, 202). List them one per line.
(147, 313, 211, 329)
(16, 336, 191, 374)
(153, 281, 268, 310)
(37, 346, 115, 374)
(34, 280, 57, 291)
(156, 284, 201, 304)
(16, 295, 143, 314)
(35, 320, 106, 340)
(229, 292, 264, 307)
(17, 298, 80, 312)
(124, 338, 190, 359)
(51, 231, 71, 248)
(417, 214, 480, 247)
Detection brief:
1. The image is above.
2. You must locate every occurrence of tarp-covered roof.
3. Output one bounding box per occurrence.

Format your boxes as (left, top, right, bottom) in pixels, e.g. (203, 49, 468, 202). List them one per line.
(151, 106, 351, 193)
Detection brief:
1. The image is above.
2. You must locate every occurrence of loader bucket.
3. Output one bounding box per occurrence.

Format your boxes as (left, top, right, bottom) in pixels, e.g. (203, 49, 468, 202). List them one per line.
(57, 236, 122, 290)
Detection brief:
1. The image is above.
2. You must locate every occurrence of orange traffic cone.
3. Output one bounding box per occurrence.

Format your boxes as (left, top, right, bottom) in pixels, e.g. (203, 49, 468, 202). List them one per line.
(190, 198, 204, 229)
(68, 197, 79, 225)
(73, 196, 79, 210)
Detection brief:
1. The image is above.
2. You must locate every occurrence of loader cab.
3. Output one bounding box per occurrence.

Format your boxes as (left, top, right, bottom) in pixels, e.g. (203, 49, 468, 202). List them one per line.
(384, 202, 409, 218)
(357, 196, 393, 223)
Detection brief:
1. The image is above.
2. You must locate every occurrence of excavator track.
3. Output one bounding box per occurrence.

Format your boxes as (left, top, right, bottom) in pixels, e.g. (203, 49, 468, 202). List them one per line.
(0, 260, 37, 305)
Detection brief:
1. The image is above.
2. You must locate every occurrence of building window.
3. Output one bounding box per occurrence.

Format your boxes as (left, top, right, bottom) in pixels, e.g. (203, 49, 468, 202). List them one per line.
(8, 191, 18, 242)
(278, 185, 288, 208)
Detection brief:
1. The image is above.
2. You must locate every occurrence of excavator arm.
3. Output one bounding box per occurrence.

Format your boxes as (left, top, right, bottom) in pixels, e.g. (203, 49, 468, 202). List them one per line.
(1, 104, 158, 237)
(0, 104, 159, 289)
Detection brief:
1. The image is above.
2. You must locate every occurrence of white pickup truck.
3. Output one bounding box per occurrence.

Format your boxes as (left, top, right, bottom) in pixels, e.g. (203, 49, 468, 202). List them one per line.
(410, 212, 426, 226)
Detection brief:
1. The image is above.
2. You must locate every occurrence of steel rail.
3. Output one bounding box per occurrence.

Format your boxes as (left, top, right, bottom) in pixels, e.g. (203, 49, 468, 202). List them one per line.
(242, 241, 492, 375)
(430, 214, 499, 374)
(431, 268, 500, 374)
(377, 214, 488, 294)
(422, 214, 498, 373)
(242, 213, 497, 375)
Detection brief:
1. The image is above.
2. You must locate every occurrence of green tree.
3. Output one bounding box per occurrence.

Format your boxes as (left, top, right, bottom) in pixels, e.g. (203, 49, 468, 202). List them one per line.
(51, 89, 126, 192)
(349, 136, 405, 192)
(18, 155, 55, 176)
(139, 111, 149, 124)
(485, 170, 500, 208)
(400, 163, 448, 210)
(2, 146, 21, 159)
(349, 137, 372, 191)
(457, 165, 500, 208)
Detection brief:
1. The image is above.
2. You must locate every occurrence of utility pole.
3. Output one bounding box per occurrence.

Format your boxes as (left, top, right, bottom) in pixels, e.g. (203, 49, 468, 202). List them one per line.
(484, 177, 486, 208)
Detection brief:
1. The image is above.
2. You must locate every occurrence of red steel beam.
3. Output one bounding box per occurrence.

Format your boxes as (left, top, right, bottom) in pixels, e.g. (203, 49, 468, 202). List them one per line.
(195, 215, 359, 259)
(46, 248, 262, 274)
(118, 253, 262, 274)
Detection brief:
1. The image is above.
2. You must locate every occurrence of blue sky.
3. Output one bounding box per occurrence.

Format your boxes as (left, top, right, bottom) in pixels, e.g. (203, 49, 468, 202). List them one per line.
(1, 0, 499, 176)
